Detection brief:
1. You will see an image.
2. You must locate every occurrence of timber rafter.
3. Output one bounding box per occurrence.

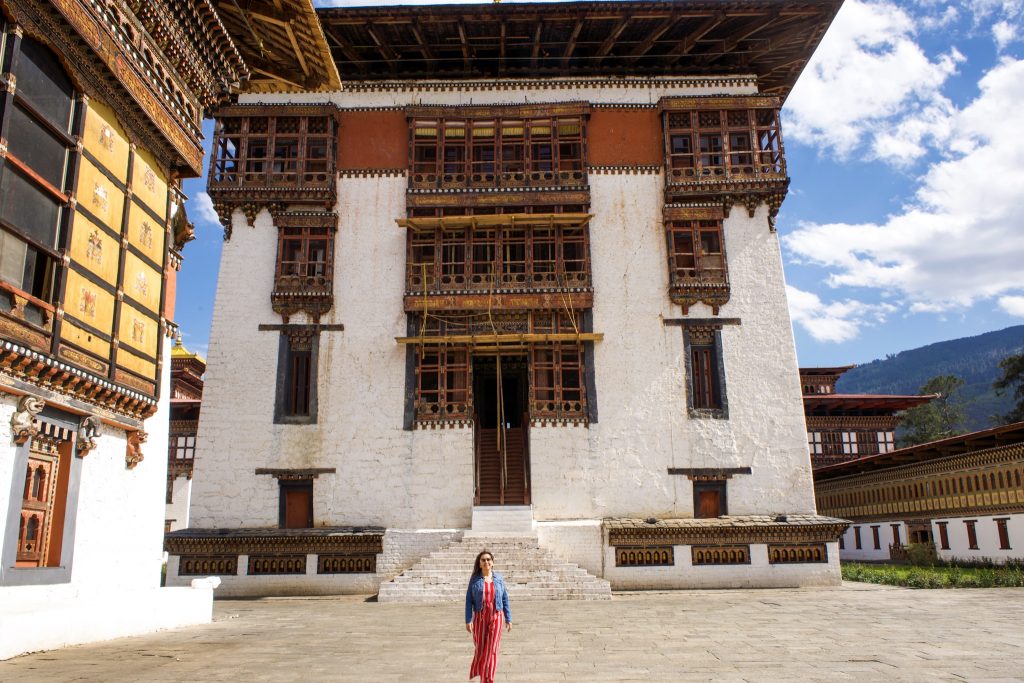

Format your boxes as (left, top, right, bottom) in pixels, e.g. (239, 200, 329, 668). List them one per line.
(317, 0, 841, 99)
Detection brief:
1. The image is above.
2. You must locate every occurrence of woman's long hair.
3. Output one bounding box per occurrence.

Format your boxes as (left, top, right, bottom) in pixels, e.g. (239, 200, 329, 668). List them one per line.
(470, 549, 493, 580)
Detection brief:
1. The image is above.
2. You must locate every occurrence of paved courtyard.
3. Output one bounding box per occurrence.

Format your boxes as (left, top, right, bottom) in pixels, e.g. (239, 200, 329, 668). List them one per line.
(2, 583, 1023, 682)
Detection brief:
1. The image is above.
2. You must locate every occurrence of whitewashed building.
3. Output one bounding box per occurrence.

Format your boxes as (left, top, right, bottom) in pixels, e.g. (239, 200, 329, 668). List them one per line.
(167, 0, 848, 596)
(816, 422, 1024, 563)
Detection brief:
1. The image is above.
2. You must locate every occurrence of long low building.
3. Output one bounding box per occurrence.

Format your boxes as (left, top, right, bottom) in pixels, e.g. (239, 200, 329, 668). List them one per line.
(815, 422, 1024, 563)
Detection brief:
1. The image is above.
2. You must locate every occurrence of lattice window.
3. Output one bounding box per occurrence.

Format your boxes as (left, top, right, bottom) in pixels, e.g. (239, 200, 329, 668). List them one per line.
(277, 226, 333, 281)
(404, 208, 592, 294)
(169, 434, 196, 461)
(665, 106, 784, 183)
(690, 343, 719, 410)
(275, 330, 318, 423)
(841, 431, 858, 456)
(530, 343, 586, 422)
(878, 431, 895, 453)
(415, 347, 471, 422)
(667, 218, 727, 285)
(808, 431, 822, 455)
(210, 112, 336, 188)
(16, 431, 72, 568)
(409, 115, 586, 189)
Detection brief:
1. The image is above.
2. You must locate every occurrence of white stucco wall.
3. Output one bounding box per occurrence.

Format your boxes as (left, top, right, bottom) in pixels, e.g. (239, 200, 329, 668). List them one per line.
(188, 81, 814, 545)
(839, 522, 903, 562)
(0, 344, 214, 659)
(166, 476, 192, 532)
(933, 514, 1024, 563)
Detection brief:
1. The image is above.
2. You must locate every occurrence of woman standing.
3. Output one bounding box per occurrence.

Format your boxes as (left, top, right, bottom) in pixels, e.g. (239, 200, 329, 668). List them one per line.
(465, 549, 512, 682)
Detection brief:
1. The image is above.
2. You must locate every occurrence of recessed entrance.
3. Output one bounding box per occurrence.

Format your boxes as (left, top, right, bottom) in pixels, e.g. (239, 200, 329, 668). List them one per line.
(473, 355, 530, 505)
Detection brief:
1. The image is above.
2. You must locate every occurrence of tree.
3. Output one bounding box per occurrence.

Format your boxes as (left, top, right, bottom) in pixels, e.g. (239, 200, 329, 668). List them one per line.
(897, 375, 966, 447)
(992, 353, 1024, 424)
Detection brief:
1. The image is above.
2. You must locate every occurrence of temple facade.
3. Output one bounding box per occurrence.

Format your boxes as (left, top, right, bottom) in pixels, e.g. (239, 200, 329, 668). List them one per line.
(0, 0, 251, 659)
(167, 0, 848, 596)
(165, 336, 204, 532)
(816, 423, 1024, 563)
(801, 366, 935, 469)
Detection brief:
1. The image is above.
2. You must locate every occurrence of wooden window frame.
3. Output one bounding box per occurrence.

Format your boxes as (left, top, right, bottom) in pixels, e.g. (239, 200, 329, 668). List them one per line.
(409, 115, 586, 189)
(853, 526, 862, 550)
(682, 327, 727, 418)
(936, 522, 950, 550)
(276, 225, 334, 282)
(664, 106, 784, 184)
(414, 346, 471, 423)
(964, 520, 978, 550)
(693, 480, 727, 519)
(274, 330, 318, 424)
(529, 342, 586, 423)
(995, 518, 1011, 551)
(210, 113, 336, 189)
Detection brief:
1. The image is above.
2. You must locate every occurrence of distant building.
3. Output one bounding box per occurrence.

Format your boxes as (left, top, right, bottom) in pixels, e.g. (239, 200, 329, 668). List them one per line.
(815, 422, 1024, 563)
(801, 366, 935, 469)
(166, 337, 204, 532)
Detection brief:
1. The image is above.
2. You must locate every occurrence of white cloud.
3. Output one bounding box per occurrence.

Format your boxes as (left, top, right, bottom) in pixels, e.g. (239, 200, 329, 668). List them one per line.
(993, 20, 1018, 49)
(999, 296, 1024, 316)
(785, 0, 962, 163)
(191, 192, 221, 226)
(785, 58, 1024, 316)
(786, 286, 896, 343)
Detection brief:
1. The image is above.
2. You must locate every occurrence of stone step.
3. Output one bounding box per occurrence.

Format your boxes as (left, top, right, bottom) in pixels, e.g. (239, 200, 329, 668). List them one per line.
(377, 533, 611, 603)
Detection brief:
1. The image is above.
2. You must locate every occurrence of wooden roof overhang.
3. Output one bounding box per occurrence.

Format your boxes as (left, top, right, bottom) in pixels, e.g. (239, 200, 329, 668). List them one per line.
(396, 332, 604, 352)
(814, 421, 1024, 481)
(396, 212, 593, 232)
(803, 393, 937, 415)
(799, 365, 856, 377)
(214, 0, 341, 92)
(317, 0, 842, 99)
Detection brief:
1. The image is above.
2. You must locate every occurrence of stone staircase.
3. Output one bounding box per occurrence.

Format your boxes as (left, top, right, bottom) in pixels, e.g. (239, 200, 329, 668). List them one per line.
(377, 533, 611, 603)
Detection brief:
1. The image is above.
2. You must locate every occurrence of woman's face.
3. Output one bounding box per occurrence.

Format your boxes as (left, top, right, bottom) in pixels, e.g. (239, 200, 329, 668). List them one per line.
(479, 554, 494, 574)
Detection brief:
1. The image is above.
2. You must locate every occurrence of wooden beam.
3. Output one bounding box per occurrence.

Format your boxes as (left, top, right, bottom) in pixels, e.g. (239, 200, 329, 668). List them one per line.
(627, 13, 678, 64)
(561, 19, 583, 67)
(410, 20, 436, 65)
(396, 333, 604, 345)
(531, 20, 543, 69)
(499, 21, 507, 73)
(666, 13, 724, 61)
(323, 25, 366, 72)
(458, 20, 471, 71)
(285, 23, 310, 77)
(596, 16, 631, 60)
(702, 13, 780, 66)
(366, 23, 399, 66)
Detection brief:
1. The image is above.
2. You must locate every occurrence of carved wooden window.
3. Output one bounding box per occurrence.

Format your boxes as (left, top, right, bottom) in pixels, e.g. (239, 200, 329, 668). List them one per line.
(277, 226, 333, 280)
(691, 344, 718, 410)
(0, 35, 79, 315)
(937, 522, 950, 550)
(210, 112, 336, 188)
(995, 518, 1011, 550)
(529, 343, 585, 422)
(665, 207, 729, 313)
(871, 525, 880, 550)
(409, 116, 585, 189)
(275, 330, 318, 424)
(693, 480, 726, 518)
(405, 210, 592, 294)
(415, 347, 471, 422)
(853, 526, 862, 550)
(169, 434, 196, 461)
(965, 520, 978, 549)
(664, 106, 783, 182)
(16, 434, 72, 568)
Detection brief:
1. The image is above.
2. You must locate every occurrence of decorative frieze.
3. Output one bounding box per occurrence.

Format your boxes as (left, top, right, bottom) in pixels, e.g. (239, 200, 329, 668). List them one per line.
(179, 555, 238, 576)
(606, 516, 849, 547)
(768, 544, 828, 564)
(164, 527, 386, 556)
(248, 555, 306, 575)
(340, 76, 758, 94)
(317, 554, 377, 574)
(691, 545, 750, 565)
(615, 546, 674, 567)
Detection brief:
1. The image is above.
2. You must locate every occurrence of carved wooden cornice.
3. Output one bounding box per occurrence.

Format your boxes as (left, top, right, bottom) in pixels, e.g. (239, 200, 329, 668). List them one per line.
(404, 291, 593, 313)
(665, 179, 790, 231)
(340, 76, 758, 94)
(659, 95, 782, 112)
(406, 189, 590, 208)
(409, 171, 587, 193)
(606, 516, 849, 546)
(6, 0, 207, 174)
(215, 103, 341, 119)
(406, 101, 590, 119)
(165, 527, 385, 555)
(0, 341, 156, 423)
(806, 416, 899, 430)
(669, 282, 731, 316)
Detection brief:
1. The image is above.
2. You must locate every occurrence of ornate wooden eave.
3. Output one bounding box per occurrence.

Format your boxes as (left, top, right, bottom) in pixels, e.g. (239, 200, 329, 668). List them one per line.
(0, 340, 156, 427)
(317, 0, 841, 100)
(606, 515, 850, 546)
(4, 0, 240, 176)
(397, 213, 593, 232)
(164, 527, 385, 555)
(213, 0, 340, 93)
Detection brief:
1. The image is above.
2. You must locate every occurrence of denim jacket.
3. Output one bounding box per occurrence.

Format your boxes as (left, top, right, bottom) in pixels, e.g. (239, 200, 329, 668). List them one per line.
(464, 572, 512, 624)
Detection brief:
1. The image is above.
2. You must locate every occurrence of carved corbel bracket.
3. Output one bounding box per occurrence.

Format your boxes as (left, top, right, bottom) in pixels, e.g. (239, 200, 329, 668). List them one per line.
(77, 415, 102, 457)
(11, 395, 44, 445)
(126, 429, 148, 469)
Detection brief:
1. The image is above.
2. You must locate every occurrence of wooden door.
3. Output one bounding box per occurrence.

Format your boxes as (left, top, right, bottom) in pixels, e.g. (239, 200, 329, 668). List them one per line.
(282, 485, 312, 528)
(697, 490, 721, 519)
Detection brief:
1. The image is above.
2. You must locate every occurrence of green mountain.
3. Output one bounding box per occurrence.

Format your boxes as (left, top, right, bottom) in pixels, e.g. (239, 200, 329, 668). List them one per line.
(835, 325, 1024, 432)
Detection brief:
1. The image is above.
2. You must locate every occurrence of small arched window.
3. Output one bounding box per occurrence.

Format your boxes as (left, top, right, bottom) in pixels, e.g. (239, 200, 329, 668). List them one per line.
(31, 466, 46, 500)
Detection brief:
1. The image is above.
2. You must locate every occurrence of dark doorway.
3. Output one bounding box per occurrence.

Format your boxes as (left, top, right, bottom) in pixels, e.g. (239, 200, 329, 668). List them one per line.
(473, 355, 530, 505)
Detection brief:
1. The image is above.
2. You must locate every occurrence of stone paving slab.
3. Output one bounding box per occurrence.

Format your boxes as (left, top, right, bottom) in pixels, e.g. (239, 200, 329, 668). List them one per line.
(2, 582, 1023, 682)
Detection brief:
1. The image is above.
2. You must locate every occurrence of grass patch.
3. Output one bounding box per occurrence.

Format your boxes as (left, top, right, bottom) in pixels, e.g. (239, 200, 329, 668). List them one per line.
(842, 562, 1024, 588)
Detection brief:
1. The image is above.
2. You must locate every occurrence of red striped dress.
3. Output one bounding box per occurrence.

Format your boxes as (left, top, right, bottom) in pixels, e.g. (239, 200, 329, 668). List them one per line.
(469, 579, 504, 682)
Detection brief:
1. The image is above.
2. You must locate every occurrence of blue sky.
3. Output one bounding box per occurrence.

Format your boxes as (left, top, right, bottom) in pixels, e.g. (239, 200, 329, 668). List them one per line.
(176, 0, 1024, 366)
